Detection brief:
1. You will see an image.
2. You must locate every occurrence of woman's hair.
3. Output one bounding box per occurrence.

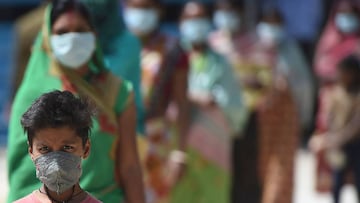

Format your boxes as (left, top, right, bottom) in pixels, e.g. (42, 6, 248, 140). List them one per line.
(21, 90, 95, 146)
(181, 1, 209, 19)
(333, 0, 360, 17)
(50, 0, 94, 28)
(260, 7, 284, 23)
(216, 0, 243, 10)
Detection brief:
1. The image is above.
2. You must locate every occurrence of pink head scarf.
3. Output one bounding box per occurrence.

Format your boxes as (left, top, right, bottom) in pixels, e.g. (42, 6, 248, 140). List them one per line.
(315, 0, 360, 82)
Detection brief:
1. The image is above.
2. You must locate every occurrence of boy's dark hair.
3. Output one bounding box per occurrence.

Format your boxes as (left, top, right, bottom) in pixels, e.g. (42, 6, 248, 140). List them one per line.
(21, 90, 94, 146)
(338, 54, 360, 74)
(50, 0, 94, 28)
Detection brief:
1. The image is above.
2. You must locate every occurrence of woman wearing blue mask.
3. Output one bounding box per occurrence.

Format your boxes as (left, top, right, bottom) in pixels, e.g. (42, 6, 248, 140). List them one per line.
(209, 0, 244, 55)
(123, 0, 190, 201)
(171, 2, 246, 203)
(249, 8, 313, 203)
(209, 1, 264, 203)
(11, 0, 145, 134)
(312, 0, 360, 197)
(7, 0, 145, 202)
(315, 0, 360, 86)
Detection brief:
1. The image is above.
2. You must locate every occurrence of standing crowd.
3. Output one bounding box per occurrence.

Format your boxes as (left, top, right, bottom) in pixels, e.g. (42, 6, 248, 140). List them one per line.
(6, 0, 360, 203)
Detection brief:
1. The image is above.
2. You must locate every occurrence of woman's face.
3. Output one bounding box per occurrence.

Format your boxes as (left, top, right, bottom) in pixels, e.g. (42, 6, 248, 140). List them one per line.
(52, 10, 93, 35)
(179, 2, 211, 45)
(337, 1, 356, 14)
(334, 1, 360, 34)
(123, 0, 161, 36)
(181, 2, 207, 21)
(127, 0, 158, 9)
(50, 10, 96, 69)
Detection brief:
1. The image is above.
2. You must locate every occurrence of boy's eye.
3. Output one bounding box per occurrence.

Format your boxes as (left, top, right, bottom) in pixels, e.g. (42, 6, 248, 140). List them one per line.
(38, 146, 49, 153)
(63, 145, 74, 151)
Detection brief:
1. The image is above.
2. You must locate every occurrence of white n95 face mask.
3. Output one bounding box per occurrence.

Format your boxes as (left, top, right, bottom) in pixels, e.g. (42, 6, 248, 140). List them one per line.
(123, 8, 159, 36)
(213, 10, 240, 32)
(256, 22, 284, 45)
(180, 18, 212, 44)
(50, 32, 96, 69)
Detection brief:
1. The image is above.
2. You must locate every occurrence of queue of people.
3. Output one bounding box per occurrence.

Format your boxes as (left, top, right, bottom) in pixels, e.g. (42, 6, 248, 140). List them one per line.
(6, 0, 360, 203)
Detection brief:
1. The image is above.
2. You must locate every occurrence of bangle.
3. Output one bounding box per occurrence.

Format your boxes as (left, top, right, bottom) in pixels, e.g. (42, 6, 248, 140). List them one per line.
(170, 150, 187, 164)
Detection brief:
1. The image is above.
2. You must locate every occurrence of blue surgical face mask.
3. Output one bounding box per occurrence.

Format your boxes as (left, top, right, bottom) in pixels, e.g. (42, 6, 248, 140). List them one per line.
(335, 13, 359, 34)
(180, 18, 212, 44)
(50, 32, 96, 69)
(123, 8, 159, 36)
(213, 10, 241, 32)
(256, 22, 284, 45)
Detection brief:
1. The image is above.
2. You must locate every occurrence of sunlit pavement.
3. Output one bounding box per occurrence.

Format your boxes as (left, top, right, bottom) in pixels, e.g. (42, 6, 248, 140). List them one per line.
(293, 149, 357, 203)
(0, 148, 357, 203)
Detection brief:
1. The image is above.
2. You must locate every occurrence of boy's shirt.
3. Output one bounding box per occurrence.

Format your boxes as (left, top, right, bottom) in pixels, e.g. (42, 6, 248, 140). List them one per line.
(13, 191, 102, 203)
(327, 85, 360, 146)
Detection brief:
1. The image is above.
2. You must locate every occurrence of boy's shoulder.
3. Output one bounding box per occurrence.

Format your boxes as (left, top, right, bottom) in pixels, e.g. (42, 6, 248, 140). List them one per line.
(13, 192, 40, 203)
(83, 193, 103, 203)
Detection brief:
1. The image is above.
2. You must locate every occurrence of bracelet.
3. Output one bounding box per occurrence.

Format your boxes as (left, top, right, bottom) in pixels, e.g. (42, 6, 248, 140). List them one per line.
(169, 150, 187, 164)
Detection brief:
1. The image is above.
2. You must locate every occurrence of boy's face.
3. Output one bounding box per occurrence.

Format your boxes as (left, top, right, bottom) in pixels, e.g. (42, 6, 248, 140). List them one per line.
(29, 126, 90, 160)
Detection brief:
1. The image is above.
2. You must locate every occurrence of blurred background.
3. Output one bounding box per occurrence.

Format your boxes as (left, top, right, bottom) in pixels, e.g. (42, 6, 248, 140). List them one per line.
(1, 0, 360, 202)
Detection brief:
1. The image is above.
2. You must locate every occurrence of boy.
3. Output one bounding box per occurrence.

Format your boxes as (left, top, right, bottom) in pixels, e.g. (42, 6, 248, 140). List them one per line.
(14, 90, 101, 203)
(310, 55, 360, 203)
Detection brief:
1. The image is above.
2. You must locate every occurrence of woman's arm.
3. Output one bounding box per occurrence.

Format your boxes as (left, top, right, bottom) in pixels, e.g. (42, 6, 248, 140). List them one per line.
(165, 68, 190, 187)
(117, 101, 145, 203)
(173, 69, 190, 151)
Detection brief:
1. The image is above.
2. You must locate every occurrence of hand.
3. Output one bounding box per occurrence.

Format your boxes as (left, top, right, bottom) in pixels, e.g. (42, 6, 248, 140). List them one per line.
(309, 134, 327, 153)
(165, 160, 186, 188)
(165, 150, 187, 188)
(188, 91, 215, 107)
(325, 134, 341, 150)
(275, 75, 288, 92)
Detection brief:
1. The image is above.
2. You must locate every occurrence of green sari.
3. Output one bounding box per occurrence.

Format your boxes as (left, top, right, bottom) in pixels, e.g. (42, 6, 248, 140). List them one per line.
(7, 6, 133, 203)
(171, 49, 245, 203)
(81, 0, 145, 134)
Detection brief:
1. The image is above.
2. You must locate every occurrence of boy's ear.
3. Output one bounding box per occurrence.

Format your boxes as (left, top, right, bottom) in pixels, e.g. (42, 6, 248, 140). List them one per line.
(28, 141, 35, 160)
(83, 140, 91, 159)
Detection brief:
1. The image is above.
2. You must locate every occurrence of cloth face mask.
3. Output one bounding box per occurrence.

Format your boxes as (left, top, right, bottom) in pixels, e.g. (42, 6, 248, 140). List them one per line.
(335, 13, 360, 34)
(123, 8, 159, 36)
(50, 32, 96, 69)
(213, 10, 241, 32)
(256, 22, 284, 45)
(180, 18, 212, 44)
(34, 151, 82, 194)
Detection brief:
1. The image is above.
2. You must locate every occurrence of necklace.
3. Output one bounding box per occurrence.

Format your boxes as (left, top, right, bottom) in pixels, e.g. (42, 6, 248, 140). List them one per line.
(39, 185, 84, 203)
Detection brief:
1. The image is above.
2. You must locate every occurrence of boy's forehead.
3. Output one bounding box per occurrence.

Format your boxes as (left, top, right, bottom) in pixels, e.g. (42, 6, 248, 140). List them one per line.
(33, 127, 81, 144)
